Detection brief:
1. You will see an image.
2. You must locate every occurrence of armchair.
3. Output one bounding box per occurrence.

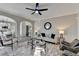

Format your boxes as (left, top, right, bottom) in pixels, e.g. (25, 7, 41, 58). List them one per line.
(0, 33, 17, 50)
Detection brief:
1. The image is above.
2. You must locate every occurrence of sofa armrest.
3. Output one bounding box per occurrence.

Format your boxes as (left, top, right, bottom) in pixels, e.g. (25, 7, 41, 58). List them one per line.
(62, 41, 70, 46)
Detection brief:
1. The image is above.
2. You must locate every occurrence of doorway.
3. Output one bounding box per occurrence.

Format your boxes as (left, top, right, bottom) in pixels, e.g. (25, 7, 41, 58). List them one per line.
(20, 21, 32, 37)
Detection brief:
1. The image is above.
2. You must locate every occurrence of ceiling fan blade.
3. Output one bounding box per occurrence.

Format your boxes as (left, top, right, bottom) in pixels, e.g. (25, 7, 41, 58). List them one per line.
(38, 11, 42, 15)
(25, 8, 35, 11)
(38, 9, 48, 11)
(31, 12, 35, 15)
(36, 3, 39, 8)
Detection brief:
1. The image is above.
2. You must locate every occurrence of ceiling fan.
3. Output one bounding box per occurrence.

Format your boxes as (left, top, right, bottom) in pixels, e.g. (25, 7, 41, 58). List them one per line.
(25, 3, 48, 15)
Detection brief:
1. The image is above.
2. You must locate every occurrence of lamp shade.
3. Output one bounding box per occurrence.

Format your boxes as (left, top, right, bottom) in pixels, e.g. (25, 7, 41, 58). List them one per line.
(59, 30, 64, 34)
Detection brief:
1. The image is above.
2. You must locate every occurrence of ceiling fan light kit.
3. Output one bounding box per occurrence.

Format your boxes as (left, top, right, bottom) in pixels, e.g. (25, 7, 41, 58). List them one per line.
(25, 3, 48, 15)
(35, 11, 38, 13)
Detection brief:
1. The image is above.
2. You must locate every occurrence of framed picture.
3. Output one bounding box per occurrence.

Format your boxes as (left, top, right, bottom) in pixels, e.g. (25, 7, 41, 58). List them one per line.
(44, 22, 52, 30)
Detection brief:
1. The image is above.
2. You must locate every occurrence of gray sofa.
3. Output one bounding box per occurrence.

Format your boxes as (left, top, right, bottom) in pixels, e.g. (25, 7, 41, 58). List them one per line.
(60, 39, 79, 55)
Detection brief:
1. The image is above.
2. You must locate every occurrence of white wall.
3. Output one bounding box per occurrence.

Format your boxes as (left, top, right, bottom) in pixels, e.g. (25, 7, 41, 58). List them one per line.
(0, 10, 34, 38)
(34, 19, 59, 38)
(34, 14, 77, 42)
(76, 13, 79, 39)
(21, 22, 26, 36)
(64, 23, 77, 43)
(20, 21, 32, 37)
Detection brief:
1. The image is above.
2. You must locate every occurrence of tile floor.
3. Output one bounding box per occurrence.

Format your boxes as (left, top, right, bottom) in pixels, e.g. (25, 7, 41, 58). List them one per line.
(0, 37, 63, 56)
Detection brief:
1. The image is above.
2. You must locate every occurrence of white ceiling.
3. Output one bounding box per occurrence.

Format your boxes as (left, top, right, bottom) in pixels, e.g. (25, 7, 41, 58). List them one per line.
(0, 3, 79, 21)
